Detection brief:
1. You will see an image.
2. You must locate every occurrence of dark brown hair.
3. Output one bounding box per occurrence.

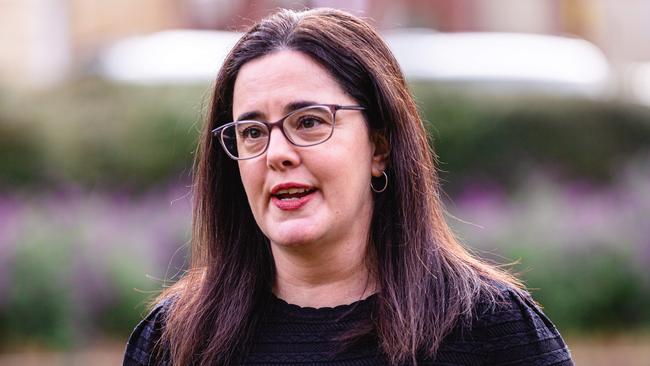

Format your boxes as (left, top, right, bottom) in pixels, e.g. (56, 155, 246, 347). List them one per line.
(157, 7, 523, 365)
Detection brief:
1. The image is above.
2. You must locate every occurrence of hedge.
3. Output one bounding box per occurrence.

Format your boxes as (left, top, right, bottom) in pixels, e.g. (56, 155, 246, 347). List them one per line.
(1, 79, 649, 192)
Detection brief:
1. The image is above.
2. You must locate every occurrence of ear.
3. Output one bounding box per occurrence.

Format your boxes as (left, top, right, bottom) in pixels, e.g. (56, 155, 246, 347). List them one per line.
(370, 132, 389, 177)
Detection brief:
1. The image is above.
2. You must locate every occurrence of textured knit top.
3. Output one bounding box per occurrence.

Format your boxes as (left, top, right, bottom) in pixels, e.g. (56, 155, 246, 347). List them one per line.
(123, 287, 573, 365)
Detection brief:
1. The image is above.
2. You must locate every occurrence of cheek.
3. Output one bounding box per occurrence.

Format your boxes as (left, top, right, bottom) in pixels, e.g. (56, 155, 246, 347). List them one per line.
(321, 145, 373, 193)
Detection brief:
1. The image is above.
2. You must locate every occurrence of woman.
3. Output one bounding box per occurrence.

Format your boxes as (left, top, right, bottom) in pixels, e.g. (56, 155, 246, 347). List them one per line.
(124, 8, 573, 366)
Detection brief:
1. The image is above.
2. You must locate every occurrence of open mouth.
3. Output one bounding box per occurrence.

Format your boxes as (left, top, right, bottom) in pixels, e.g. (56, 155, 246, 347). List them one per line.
(272, 187, 316, 201)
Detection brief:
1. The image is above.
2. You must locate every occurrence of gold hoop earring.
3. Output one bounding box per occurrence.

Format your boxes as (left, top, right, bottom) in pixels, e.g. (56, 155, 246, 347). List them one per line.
(371, 171, 388, 193)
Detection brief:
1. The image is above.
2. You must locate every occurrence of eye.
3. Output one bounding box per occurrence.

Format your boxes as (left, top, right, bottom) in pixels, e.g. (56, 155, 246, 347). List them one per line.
(298, 116, 325, 129)
(240, 126, 264, 139)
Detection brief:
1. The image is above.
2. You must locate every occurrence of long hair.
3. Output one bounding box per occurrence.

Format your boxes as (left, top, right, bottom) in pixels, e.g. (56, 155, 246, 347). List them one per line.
(157, 8, 523, 365)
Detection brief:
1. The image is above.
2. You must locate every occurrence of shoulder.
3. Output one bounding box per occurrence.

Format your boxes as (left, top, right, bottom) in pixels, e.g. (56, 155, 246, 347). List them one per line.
(123, 297, 174, 366)
(470, 285, 574, 366)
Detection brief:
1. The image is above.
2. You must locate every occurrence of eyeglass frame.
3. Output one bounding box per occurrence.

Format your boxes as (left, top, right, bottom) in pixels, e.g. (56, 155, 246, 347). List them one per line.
(211, 104, 366, 160)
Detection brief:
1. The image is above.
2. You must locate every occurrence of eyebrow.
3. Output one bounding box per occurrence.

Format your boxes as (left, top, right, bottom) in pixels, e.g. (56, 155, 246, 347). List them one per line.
(235, 100, 318, 122)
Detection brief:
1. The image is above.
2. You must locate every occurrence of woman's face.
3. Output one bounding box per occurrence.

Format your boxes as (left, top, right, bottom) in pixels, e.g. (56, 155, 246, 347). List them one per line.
(232, 50, 386, 249)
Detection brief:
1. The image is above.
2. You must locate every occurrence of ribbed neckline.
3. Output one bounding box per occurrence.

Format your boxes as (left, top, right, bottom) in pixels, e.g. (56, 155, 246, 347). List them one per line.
(270, 292, 378, 319)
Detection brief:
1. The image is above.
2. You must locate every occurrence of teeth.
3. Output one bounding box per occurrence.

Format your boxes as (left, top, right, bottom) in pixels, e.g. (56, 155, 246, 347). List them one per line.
(276, 187, 308, 195)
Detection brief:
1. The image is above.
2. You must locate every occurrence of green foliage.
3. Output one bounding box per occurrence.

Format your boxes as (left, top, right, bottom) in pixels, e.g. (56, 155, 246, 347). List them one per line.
(96, 255, 159, 337)
(0, 118, 45, 186)
(0, 240, 156, 349)
(0, 193, 167, 349)
(0, 79, 207, 190)
(411, 82, 650, 194)
(507, 247, 650, 333)
(0, 234, 75, 348)
(450, 161, 650, 334)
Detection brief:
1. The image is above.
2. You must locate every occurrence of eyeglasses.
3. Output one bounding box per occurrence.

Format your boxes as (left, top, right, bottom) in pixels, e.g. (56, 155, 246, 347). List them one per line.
(212, 104, 365, 160)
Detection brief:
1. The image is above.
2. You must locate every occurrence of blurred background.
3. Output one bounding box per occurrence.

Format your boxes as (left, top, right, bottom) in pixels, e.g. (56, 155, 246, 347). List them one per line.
(1, 0, 649, 365)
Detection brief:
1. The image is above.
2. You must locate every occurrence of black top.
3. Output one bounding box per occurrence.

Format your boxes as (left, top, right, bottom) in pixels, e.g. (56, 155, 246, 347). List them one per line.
(123, 287, 573, 365)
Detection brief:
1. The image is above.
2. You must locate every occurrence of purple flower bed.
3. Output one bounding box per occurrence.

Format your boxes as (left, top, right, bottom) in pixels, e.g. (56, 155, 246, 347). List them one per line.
(448, 157, 650, 331)
(0, 184, 192, 348)
(450, 157, 650, 271)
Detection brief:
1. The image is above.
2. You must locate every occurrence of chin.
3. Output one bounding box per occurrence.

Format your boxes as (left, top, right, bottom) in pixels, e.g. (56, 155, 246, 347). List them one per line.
(265, 219, 325, 248)
(269, 232, 319, 248)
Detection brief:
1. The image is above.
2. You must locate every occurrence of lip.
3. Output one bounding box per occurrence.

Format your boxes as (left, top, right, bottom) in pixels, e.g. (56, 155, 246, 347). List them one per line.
(270, 182, 316, 211)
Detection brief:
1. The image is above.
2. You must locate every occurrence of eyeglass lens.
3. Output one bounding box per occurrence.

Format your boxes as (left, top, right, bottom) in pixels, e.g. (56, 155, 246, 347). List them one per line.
(220, 106, 334, 159)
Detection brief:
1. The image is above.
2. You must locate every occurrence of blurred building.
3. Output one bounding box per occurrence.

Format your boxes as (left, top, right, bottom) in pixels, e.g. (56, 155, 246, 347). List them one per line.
(1, 0, 649, 94)
(0, 0, 182, 86)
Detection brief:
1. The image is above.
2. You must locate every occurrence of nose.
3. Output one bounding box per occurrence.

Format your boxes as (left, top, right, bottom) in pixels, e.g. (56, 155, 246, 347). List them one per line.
(265, 126, 301, 170)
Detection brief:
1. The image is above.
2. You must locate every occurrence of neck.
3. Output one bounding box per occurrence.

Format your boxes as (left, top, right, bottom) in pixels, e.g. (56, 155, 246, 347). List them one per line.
(271, 238, 377, 308)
